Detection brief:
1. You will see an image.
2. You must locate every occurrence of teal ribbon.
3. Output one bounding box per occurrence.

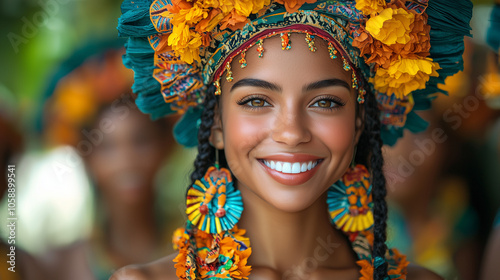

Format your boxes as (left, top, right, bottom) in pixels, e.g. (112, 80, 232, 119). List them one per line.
(374, 257, 391, 280)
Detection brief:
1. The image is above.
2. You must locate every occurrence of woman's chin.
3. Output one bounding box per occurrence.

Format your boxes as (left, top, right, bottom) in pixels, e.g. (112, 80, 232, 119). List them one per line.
(259, 187, 324, 213)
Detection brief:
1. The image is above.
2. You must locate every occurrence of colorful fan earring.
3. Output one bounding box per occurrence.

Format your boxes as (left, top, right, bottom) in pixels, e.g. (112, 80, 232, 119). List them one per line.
(327, 160, 374, 233)
(185, 150, 243, 234)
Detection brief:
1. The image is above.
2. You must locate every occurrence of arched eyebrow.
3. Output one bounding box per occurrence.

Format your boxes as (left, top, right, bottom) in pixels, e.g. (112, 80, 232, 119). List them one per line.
(304, 79, 350, 92)
(230, 78, 282, 92)
(230, 78, 350, 93)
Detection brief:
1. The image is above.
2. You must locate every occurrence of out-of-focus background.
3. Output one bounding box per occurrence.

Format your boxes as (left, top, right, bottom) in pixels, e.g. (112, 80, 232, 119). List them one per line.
(0, 1, 197, 279)
(0, 0, 499, 280)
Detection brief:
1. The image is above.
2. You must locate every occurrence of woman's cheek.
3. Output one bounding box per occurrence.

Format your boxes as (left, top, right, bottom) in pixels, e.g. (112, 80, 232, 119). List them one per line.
(312, 115, 356, 153)
(224, 112, 269, 149)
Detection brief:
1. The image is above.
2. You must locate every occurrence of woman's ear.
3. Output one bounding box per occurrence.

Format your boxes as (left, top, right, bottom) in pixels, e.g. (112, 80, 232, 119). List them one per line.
(209, 105, 224, 150)
(354, 105, 365, 145)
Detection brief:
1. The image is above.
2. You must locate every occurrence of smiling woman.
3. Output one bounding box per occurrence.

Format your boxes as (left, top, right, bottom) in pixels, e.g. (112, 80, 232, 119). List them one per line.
(112, 0, 473, 279)
(215, 35, 360, 213)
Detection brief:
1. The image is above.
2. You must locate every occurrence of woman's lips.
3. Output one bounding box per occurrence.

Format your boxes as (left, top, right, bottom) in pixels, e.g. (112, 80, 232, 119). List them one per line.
(258, 154, 323, 186)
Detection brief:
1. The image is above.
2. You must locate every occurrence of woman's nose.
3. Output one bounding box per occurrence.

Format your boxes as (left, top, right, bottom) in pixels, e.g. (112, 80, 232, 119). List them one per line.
(271, 106, 312, 147)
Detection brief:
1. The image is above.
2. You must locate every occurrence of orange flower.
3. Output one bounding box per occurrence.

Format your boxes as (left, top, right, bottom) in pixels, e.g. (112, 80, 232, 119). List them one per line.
(219, 237, 252, 279)
(275, 0, 317, 14)
(167, 0, 193, 14)
(357, 259, 374, 280)
(173, 243, 197, 279)
(196, 9, 224, 33)
(353, 4, 430, 69)
(388, 249, 410, 278)
(230, 247, 252, 279)
(172, 228, 188, 250)
(193, 228, 214, 249)
(353, 27, 394, 69)
(220, 9, 249, 31)
(200, 32, 212, 47)
(231, 226, 251, 247)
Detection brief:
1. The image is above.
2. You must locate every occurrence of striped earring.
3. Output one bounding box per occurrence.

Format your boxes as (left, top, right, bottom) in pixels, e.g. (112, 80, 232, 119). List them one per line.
(185, 149, 243, 234)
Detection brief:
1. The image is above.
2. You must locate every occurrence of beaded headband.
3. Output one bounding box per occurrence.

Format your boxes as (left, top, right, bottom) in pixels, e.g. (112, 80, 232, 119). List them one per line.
(118, 0, 472, 146)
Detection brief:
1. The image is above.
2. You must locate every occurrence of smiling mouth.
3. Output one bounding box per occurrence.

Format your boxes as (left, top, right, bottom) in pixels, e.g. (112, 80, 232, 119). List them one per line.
(260, 160, 322, 174)
(258, 157, 324, 186)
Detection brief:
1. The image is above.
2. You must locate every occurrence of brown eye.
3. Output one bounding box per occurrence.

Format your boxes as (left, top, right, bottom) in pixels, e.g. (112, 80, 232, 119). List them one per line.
(317, 100, 333, 108)
(310, 97, 344, 110)
(251, 99, 264, 106)
(246, 98, 270, 107)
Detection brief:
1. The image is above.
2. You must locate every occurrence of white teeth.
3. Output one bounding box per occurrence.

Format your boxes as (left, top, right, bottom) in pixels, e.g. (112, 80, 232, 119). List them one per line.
(300, 163, 307, 172)
(282, 162, 292, 173)
(276, 161, 283, 172)
(263, 160, 320, 174)
(291, 163, 301, 174)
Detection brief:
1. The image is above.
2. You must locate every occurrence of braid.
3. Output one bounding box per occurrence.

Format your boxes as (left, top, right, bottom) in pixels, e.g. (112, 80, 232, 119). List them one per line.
(357, 91, 389, 279)
(190, 86, 217, 185)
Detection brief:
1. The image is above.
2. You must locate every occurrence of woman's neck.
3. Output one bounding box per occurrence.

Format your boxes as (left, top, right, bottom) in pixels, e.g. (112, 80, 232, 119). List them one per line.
(238, 185, 358, 277)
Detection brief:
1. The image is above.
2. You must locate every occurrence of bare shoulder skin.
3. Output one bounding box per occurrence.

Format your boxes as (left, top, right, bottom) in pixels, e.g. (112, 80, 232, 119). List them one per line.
(110, 253, 177, 280)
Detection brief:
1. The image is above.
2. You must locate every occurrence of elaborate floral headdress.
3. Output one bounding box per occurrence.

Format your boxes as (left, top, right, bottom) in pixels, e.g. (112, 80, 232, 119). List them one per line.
(118, 0, 472, 145)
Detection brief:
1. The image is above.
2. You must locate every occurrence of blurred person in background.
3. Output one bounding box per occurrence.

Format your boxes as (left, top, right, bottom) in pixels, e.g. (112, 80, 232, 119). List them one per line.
(0, 96, 47, 279)
(480, 2, 500, 279)
(383, 110, 481, 280)
(39, 43, 182, 280)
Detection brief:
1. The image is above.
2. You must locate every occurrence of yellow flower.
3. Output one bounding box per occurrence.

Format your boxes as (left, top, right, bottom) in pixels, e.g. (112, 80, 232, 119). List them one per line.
(202, 0, 221, 9)
(355, 0, 386, 16)
(233, 0, 271, 16)
(365, 7, 414, 45)
(172, 228, 188, 250)
(218, 0, 235, 14)
(370, 58, 440, 98)
(169, 3, 209, 26)
(168, 23, 203, 63)
(168, 22, 191, 48)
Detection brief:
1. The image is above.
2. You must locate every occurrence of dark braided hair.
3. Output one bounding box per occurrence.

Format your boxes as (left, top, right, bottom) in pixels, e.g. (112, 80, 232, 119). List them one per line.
(190, 85, 218, 185)
(190, 84, 389, 279)
(355, 89, 389, 279)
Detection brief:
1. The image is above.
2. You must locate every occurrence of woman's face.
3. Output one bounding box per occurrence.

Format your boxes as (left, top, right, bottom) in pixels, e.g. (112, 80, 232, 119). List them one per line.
(86, 107, 167, 206)
(216, 34, 363, 212)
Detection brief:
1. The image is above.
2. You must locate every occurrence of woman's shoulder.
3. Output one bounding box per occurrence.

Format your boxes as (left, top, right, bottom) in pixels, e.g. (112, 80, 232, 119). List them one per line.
(406, 264, 444, 280)
(110, 253, 178, 280)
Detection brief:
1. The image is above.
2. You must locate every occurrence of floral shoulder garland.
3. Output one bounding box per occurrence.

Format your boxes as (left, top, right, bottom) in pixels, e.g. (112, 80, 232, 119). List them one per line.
(172, 224, 409, 279)
(173, 223, 252, 279)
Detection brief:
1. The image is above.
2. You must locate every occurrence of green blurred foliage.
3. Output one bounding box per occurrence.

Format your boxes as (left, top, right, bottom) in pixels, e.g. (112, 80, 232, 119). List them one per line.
(0, 0, 123, 135)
